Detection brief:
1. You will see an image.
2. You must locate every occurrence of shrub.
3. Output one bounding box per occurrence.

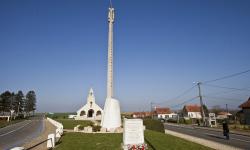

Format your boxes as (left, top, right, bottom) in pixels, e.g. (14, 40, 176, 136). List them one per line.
(167, 119, 177, 123)
(78, 125, 85, 130)
(143, 119, 164, 133)
(92, 125, 101, 132)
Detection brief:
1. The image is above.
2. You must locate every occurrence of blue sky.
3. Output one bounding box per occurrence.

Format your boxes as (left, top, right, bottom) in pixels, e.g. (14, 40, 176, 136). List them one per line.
(0, 0, 249, 112)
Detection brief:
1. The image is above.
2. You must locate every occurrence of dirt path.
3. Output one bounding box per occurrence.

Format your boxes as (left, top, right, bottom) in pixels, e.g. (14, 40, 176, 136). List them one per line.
(23, 119, 57, 150)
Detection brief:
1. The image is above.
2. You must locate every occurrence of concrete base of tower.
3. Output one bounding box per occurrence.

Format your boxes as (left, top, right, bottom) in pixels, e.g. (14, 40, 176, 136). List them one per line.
(101, 98, 121, 132)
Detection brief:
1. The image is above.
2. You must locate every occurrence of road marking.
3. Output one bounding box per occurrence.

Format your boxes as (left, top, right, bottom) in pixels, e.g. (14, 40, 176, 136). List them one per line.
(205, 133, 250, 143)
(0, 121, 32, 137)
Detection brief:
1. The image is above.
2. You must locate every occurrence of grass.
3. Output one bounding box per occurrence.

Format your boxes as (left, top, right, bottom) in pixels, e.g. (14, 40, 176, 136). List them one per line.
(55, 119, 93, 129)
(46, 112, 75, 119)
(145, 130, 212, 150)
(55, 130, 212, 150)
(0, 119, 25, 128)
(55, 132, 123, 150)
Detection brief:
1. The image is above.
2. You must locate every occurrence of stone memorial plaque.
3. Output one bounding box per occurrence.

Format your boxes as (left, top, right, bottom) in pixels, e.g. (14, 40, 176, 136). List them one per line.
(123, 119, 144, 145)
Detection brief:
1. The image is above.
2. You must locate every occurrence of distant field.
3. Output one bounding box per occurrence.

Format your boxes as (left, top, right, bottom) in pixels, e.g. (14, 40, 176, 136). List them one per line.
(55, 130, 212, 150)
(46, 112, 75, 119)
(55, 119, 92, 129)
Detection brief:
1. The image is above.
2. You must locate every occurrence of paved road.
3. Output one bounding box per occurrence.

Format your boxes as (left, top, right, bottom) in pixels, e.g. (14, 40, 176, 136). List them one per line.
(0, 116, 44, 150)
(164, 123, 250, 150)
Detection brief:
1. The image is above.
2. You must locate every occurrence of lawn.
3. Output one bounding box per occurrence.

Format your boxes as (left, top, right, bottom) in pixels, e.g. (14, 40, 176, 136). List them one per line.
(55, 119, 93, 129)
(145, 130, 212, 150)
(0, 119, 24, 128)
(55, 132, 123, 150)
(55, 130, 212, 150)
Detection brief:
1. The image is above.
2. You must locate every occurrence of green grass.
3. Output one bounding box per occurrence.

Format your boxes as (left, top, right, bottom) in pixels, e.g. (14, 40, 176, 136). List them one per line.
(55, 119, 93, 129)
(55, 130, 212, 150)
(145, 130, 212, 150)
(55, 132, 123, 150)
(46, 112, 76, 119)
(0, 119, 25, 128)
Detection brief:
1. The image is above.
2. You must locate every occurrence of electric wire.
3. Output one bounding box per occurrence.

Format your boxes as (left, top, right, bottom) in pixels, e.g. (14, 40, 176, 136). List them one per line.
(203, 69, 250, 83)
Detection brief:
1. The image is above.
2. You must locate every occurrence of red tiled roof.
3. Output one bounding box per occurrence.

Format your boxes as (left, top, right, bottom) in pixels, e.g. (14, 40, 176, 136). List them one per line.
(217, 112, 232, 116)
(132, 112, 151, 116)
(239, 97, 250, 108)
(184, 104, 201, 112)
(154, 107, 171, 114)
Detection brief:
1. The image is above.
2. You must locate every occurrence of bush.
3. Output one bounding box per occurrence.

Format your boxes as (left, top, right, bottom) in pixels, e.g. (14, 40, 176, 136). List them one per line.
(78, 125, 85, 130)
(167, 119, 177, 123)
(143, 119, 164, 133)
(92, 125, 101, 132)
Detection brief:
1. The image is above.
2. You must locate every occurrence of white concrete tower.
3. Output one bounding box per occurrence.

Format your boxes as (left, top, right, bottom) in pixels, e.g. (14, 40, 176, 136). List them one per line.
(101, 5, 121, 131)
(107, 6, 114, 99)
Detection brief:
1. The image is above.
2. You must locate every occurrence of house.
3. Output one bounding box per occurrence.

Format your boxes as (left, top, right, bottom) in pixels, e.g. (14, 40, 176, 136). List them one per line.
(239, 97, 250, 125)
(75, 88, 103, 120)
(216, 112, 232, 120)
(183, 104, 202, 119)
(132, 112, 151, 118)
(153, 107, 177, 119)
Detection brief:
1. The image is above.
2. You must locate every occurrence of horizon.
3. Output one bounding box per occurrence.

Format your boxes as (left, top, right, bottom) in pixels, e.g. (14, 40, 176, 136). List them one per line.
(0, 0, 250, 113)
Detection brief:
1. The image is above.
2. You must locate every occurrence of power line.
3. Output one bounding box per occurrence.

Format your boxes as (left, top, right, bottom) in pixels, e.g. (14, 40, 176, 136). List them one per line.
(203, 84, 250, 92)
(203, 69, 250, 84)
(203, 96, 245, 102)
(155, 85, 197, 105)
(204, 88, 247, 96)
(170, 96, 199, 108)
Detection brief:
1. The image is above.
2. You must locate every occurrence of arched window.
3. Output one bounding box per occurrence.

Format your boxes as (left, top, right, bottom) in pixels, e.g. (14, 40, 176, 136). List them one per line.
(80, 111, 86, 116)
(96, 110, 102, 116)
(88, 109, 94, 117)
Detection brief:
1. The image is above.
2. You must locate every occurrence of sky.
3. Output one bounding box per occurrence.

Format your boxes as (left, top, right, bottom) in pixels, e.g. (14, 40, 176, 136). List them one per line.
(0, 0, 250, 112)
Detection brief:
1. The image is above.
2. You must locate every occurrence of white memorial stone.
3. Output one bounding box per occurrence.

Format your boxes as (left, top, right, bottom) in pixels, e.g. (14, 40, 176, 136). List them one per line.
(84, 126, 93, 133)
(47, 133, 55, 148)
(123, 119, 144, 145)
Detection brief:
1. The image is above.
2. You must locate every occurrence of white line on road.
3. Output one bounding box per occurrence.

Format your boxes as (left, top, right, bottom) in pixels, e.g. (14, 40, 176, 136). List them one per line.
(0, 121, 32, 137)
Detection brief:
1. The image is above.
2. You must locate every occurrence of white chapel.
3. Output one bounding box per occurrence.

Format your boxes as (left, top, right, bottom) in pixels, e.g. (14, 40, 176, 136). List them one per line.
(75, 88, 103, 120)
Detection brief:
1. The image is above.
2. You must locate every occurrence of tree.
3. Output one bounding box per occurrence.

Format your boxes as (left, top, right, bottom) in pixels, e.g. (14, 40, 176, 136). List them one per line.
(15, 91, 24, 114)
(0, 91, 12, 115)
(25, 91, 36, 115)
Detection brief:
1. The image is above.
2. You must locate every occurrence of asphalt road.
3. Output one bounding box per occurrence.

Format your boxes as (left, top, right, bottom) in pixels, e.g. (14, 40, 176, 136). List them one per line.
(164, 123, 250, 150)
(0, 116, 44, 150)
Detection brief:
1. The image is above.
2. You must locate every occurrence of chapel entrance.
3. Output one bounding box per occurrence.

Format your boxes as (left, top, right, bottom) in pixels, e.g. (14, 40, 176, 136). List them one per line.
(88, 109, 94, 118)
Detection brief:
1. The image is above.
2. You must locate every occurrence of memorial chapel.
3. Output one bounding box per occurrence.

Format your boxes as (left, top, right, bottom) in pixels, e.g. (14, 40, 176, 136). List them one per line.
(75, 88, 103, 120)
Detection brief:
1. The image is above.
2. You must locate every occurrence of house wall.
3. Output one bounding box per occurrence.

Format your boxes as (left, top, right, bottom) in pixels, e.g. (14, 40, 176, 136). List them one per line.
(157, 113, 177, 119)
(188, 112, 201, 119)
(243, 108, 250, 125)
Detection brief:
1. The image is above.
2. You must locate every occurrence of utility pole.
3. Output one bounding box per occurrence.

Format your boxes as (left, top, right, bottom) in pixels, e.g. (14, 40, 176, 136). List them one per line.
(226, 104, 228, 113)
(197, 82, 206, 126)
(150, 102, 153, 119)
